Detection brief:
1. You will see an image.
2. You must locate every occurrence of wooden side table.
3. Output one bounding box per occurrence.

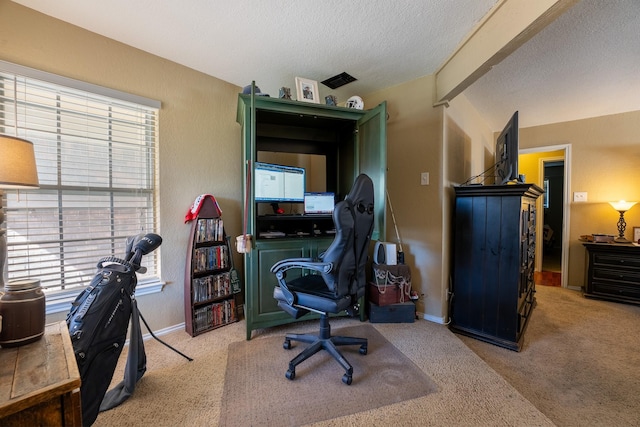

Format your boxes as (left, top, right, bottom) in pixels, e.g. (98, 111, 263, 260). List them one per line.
(0, 321, 81, 426)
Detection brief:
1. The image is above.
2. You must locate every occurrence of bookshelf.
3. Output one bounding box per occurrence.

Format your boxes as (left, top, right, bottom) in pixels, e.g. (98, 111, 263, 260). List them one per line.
(184, 196, 240, 336)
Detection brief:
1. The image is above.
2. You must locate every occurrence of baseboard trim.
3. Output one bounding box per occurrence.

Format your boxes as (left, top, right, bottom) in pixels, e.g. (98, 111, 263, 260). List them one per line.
(141, 322, 185, 341)
(421, 312, 447, 324)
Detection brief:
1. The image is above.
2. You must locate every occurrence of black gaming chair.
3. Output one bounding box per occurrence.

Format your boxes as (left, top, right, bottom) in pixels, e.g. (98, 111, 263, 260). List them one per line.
(271, 174, 375, 385)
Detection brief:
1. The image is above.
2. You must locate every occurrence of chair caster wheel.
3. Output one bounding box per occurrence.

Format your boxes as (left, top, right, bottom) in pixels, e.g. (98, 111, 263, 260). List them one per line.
(286, 369, 295, 380)
(283, 340, 291, 350)
(359, 345, 367, 355)
(342, 374, 352, 385)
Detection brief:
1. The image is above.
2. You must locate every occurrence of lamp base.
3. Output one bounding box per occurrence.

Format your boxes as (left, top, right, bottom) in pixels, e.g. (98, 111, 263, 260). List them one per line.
(614, 236, 632, 244)
(0, 279, 46, 347)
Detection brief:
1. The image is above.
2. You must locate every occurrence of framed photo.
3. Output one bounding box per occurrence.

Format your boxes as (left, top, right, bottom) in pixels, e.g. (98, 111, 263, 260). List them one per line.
(633, 226, 640, 243)
(295, 77, 320, 104)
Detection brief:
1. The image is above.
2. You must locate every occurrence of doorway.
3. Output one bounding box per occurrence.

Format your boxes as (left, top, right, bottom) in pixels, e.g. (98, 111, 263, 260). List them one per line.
(541, 160, 564, 283)
(519, 145, 571, 289)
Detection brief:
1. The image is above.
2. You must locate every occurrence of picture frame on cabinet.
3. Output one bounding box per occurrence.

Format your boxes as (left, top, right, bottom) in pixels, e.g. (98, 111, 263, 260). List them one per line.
(633, 226, 640, 244)
(295, 77, 320, 103)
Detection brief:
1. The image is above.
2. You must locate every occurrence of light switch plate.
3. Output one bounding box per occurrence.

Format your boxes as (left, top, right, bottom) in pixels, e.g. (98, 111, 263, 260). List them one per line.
(573, 192, 587, 202)
(421, 172, 429, 186)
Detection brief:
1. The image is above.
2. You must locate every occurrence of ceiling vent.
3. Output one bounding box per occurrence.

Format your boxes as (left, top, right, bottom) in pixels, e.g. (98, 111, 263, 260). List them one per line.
(321, 72, 357, 89)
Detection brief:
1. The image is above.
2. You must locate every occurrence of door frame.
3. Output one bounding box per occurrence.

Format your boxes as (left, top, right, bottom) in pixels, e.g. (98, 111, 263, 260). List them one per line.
(520, 144, 572, 289)
(538, 155, 564, 272)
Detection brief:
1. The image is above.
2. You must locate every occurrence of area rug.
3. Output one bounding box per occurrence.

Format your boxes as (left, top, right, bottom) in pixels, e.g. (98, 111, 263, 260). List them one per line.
(219, 324, 438, 426)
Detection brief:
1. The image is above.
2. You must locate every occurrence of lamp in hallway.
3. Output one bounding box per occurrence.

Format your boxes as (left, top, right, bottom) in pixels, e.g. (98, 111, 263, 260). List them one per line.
(609, 200, 637, 243)
(0, 134, 43, 347)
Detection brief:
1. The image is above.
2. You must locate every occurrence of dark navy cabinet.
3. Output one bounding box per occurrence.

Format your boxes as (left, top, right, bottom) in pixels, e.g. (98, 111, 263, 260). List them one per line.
(450, 184, 543, 351)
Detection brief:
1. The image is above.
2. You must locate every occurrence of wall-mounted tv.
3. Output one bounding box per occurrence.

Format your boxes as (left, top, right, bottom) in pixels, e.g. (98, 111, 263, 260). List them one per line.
(254, 162, 306, 202)
(495, 111, 519, 185)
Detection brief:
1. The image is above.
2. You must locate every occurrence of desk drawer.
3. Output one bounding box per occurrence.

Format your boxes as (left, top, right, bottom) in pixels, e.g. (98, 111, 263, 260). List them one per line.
(593, 253, 640, 270)
(517, 288, 535, 336)
(592, 280, 640, 300)
(592, 267, 640, 285)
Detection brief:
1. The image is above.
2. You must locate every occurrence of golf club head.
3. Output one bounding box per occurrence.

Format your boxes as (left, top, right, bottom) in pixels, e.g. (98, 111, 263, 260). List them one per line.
(125, 234, 144, 261)
(127, 233, 162, 272)
(134, 233, 163, 256)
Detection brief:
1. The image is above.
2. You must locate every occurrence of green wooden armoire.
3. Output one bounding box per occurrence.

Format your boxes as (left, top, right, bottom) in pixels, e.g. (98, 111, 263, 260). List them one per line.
(236, 88, 387, 339)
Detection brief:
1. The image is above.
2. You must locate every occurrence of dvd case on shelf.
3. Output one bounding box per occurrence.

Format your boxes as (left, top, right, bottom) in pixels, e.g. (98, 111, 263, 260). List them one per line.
(193, 299, 237, 333)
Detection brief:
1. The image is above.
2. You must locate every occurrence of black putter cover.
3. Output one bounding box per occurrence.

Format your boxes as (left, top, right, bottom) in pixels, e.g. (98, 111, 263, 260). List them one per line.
(134, 233, 162, 255)
(125, 234, 143, 261)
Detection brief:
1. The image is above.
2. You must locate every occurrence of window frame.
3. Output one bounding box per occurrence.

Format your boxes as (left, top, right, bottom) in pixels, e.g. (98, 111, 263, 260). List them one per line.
(0, 60, 163, 314)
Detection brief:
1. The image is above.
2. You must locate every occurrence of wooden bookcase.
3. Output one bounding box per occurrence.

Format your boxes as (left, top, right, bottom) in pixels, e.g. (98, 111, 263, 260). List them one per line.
(184, 196, 239, 336)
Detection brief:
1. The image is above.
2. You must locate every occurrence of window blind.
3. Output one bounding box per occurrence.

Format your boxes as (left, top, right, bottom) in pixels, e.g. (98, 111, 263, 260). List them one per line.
(0, 63, 160, 296)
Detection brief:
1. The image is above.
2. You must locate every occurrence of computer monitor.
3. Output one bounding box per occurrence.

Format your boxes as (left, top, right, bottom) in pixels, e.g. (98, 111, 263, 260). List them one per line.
(254, 162, 305, 203)
(304, 192, 335, 215)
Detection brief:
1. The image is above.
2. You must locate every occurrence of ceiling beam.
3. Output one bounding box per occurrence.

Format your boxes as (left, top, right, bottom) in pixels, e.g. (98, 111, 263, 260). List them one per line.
(434, 0, 579, 105)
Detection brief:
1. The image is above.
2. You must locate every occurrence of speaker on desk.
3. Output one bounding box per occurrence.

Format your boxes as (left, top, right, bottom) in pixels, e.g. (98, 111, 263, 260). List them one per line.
(373, 241, 397, 265)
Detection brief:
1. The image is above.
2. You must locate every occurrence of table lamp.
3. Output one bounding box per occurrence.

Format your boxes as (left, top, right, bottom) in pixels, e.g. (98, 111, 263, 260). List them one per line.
(609, 200, 637, 243)
(0, 134, 43, 347)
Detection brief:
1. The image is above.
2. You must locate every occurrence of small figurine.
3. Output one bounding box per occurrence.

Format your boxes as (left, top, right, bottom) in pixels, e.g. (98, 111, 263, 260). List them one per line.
(325, 95, 338, 106)
(279, 87, 291, 100)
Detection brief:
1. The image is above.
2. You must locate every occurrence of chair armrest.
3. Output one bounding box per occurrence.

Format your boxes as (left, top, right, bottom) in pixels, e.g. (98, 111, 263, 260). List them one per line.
(271, 258, 333, 275)
(270, 257, 313, 273)
(271, 258, 333, 306)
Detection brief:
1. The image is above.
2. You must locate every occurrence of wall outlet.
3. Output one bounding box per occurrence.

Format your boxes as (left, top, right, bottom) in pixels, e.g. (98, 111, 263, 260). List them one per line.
(421, 172, 429, 186)
(573, 191, 587, 202)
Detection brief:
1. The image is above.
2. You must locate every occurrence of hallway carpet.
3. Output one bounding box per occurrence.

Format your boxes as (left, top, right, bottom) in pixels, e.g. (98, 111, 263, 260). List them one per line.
(458, 285, 640, 426)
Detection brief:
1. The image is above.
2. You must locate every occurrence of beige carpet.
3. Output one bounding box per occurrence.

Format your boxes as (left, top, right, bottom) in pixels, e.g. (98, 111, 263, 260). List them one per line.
(93, 316, 552, 426)
(219, 324, 438, 426)
(458, 285, 640, 427)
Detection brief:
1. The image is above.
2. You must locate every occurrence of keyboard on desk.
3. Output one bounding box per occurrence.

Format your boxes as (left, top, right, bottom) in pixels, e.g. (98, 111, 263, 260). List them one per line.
(259, 231, 286, 238)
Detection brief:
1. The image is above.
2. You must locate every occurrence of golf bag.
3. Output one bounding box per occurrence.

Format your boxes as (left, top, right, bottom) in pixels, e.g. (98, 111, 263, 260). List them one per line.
(66, 233, 192, 426)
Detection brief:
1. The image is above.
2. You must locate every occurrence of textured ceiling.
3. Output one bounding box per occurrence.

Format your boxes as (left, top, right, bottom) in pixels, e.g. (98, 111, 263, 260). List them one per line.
(11, 0, 640, 131)
(465, 0, 640, 129)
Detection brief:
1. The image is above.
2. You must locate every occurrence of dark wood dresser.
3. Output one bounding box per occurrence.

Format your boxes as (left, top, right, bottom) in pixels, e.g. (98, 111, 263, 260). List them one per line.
(583, 242, 640, 305)
(450, 183, 543, 351)
(0, 321, 81, 426)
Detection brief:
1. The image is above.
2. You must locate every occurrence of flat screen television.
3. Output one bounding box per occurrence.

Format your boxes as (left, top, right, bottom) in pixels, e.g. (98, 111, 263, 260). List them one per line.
(254, 162, 306, 202)
(495, 111, 519, 185)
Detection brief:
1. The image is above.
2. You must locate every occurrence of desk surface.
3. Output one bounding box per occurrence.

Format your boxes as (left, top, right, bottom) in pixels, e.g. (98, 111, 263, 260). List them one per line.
(0, 321, 81, 422)
(582, 241, 640, 252)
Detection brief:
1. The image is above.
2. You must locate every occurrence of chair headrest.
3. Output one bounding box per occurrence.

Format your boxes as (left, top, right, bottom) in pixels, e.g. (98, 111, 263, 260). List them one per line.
(345, 174, 374, 209)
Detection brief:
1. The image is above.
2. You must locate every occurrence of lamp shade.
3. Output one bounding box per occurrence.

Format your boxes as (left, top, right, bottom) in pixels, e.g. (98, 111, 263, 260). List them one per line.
(0, 135, 39, 189)
(609, 200, 637, 212)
